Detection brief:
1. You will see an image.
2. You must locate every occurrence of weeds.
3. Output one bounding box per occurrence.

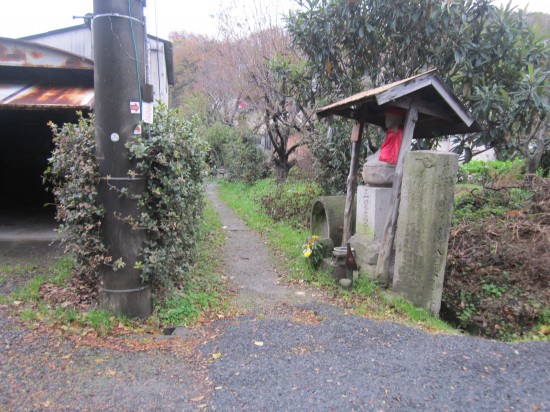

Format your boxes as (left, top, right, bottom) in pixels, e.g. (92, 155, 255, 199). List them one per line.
(153, 201, 231, 327)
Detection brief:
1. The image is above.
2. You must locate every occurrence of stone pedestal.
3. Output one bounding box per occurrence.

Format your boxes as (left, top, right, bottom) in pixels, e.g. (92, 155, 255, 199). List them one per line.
(355, 185, 392, 240)
(350, 185, 392, 280)
(392, 151, 458, 315)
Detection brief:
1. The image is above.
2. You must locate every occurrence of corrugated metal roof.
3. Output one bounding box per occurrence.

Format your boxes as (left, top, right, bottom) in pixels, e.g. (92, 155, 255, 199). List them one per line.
(0, 37, 93, 70)
(0, 80, 93, 109)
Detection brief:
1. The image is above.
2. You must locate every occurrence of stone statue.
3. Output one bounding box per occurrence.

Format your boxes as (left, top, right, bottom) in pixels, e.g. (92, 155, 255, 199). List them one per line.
(362, 108, 406, 187)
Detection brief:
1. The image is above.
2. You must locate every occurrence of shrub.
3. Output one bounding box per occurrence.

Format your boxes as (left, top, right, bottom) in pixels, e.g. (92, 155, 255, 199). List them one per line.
(45, 114, 107, 285)
(45, 104, 208, 299)
(203, 122, 234, 171)
(225, 133, 268, 184)
(260, 179, 322, 230)
(457, 159, 525, 185)
(128, 104, 209, 294)
(307, 118, 379, 195)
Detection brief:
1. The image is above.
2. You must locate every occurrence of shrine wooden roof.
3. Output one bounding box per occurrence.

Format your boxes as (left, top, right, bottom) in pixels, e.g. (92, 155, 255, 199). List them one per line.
(316, 70, 482, 138)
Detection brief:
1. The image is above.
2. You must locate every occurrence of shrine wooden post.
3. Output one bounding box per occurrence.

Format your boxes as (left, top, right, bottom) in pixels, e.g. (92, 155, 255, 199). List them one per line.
(342, 121, 364, 246)
(374, 101, 419, 285)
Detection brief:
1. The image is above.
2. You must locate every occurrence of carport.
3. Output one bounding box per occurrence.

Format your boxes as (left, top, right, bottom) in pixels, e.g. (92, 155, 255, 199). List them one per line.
(0, 37, 93, 235)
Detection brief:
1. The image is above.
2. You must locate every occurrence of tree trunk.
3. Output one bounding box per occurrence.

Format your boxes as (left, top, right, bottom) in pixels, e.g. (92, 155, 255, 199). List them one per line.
(526, 123, 548, 174)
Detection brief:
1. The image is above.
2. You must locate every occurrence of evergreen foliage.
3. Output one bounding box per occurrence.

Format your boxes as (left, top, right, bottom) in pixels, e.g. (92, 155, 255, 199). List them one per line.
(45, 104, 208, 299)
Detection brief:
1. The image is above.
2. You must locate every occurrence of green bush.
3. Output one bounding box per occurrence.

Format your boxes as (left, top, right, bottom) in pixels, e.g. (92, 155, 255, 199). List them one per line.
(457, 159, 525, 185)
(225, 133, 268, 184)
(452, 185, 532, 225)
(128, 104, 208, 294)
(260, 179, 322, 229)
(45, 104, 208, 299)
(203, 122, 234, 171)
(308, 119, 360, 195)
(45, 114, 107, 284)
(307, 118, 384, 195)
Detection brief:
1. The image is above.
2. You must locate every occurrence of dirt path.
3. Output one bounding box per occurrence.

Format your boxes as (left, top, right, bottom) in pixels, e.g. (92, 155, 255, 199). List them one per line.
(206, 184, 314, 311)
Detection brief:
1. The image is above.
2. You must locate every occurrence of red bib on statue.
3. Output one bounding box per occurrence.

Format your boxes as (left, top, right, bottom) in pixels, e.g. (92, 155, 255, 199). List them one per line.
(379, 128, 403, 165)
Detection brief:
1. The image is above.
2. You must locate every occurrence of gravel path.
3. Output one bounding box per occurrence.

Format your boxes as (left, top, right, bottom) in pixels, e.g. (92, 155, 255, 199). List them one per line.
(202, 304, 549, 411)
(1, 184, 549, 411)
(0, 307, 207, 411)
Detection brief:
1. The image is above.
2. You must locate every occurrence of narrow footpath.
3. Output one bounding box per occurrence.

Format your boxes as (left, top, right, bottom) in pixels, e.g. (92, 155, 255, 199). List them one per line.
(205, 183, 315, 311)
(0, 185, 548, 411)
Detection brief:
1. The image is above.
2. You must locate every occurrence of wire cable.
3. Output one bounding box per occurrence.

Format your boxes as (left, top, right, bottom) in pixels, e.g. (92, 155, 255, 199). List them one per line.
(128, 0, 142, 113)
(154, 0, 161, 98)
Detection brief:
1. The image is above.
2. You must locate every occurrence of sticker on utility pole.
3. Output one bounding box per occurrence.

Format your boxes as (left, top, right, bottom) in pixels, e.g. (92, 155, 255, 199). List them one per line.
(130, 101, 141, 114)
(133, 124, 142, 135)
(142, 102, 154, 124)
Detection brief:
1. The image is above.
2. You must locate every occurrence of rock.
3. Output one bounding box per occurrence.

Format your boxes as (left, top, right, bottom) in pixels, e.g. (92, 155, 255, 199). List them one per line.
(339, 278, 352, 288)
(362, 151, 395, 187)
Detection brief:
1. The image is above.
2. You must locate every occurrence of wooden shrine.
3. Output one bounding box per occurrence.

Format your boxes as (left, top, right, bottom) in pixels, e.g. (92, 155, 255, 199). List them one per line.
(316, 69, 482, 284)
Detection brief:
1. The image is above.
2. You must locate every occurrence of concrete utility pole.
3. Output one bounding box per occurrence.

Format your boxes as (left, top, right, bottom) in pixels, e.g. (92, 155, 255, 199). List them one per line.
(93, 0, 151, 318)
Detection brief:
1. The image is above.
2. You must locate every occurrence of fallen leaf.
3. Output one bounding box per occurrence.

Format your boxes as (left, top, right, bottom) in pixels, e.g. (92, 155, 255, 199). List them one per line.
(191, 396, 205, 402)
(212, 352, 222, 360)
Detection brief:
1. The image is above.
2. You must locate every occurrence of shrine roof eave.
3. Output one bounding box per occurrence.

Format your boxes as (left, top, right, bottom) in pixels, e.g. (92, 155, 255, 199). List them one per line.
(316, 70, 482, 138)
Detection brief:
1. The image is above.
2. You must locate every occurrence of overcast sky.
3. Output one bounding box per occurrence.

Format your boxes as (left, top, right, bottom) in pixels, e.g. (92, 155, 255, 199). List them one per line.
(0, 0, 548, 41)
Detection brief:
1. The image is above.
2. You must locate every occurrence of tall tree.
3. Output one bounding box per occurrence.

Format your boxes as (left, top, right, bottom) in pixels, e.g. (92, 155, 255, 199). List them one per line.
(287, 0, 549, 171)
(217, 5, 316, 180)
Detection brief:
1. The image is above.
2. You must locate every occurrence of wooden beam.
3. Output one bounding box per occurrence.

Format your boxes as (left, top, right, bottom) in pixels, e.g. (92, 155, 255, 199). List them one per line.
(375, 76, 432, 106)
(430, 78, 475, 127)
(390, 96, 454, 122)
(342, 121, 364, 246)
(374, 101, 419, 286)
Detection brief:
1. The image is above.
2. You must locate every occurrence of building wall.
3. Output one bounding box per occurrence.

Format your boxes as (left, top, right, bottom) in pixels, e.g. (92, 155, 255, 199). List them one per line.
(438, 138, 496, 162)
(23, 26, 171, 104)
(26, 27, 93, 59)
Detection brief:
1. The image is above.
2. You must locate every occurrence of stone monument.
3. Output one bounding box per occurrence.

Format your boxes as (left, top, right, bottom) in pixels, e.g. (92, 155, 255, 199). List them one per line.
(349, 109, 405, 282)
(392, 151, 458, 315)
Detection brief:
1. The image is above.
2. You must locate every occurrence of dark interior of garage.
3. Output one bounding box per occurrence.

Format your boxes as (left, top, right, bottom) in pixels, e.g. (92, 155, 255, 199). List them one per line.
(0, 108, 83, 218)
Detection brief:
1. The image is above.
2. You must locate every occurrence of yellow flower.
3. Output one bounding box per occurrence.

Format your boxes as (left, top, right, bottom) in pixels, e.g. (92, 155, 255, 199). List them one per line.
(304, 248, 312, 258)
(312, 235, 319, 239)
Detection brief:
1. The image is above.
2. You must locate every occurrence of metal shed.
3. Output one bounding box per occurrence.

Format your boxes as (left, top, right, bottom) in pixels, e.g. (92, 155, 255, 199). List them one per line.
(0, 37, 94, 215)
(1, 23, 174, 220)
(21, 23, 174, 104)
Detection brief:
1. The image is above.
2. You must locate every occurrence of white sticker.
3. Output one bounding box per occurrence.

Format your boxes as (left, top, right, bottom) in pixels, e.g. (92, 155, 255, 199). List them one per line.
(133, 124, 142, 135)
(130, 101, 141, 114)
(110, 133, 120, 142)
(142, 102, 154, 124)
